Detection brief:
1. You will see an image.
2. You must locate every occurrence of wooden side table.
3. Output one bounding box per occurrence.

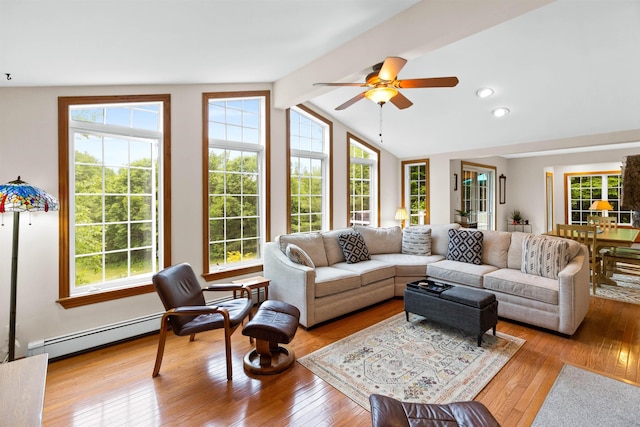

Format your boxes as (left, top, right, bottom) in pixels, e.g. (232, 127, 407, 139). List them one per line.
(232, 276, 270, 304)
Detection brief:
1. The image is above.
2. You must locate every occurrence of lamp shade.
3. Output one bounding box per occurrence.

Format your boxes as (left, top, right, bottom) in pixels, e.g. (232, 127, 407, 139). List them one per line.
(394, 207, 409, 221)
(365, 87, 398, 105)
(0, 176, 59, 213)
(589, 200, 613, 211)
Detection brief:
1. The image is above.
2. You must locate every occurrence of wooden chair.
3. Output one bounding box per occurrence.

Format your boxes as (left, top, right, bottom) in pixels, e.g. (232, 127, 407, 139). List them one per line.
(587, 215, 617, 230)
(556, 224, 599, 294)
(151, 262, 253, 380)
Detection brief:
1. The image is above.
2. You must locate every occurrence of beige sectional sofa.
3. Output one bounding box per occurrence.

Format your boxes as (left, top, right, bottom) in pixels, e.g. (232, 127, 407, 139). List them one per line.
(263, 224, 590, 335)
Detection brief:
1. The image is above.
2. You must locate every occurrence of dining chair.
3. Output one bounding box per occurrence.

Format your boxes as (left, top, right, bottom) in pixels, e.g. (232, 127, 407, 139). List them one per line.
(556, 224, 599, 294)
(587, 215, 617, 230)
(151, 262, 253, 380)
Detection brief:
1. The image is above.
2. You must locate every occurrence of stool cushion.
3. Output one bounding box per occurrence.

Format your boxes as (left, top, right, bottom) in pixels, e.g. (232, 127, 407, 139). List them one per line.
(242, 300, 300, 344)
(440, 286, 496, 308)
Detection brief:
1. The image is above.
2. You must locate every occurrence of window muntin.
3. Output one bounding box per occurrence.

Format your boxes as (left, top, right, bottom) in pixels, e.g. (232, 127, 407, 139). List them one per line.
(567, 172, 631, 225)
(204, 92, 269, 277)
(60, 96, 170, 303)
(348, 135, 379, 227)
(402, 160, 429, 226)
(288, 107, 330, 233)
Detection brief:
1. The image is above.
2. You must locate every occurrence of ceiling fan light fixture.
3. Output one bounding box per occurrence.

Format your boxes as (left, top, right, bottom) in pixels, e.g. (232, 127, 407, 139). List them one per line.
(476, 87, 494, 98)
(492, 107, 510, 118)
(365, 87, 398, 105)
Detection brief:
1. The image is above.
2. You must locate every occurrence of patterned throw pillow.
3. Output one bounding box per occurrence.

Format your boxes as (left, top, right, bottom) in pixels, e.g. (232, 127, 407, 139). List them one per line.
(402, 227, 432, 256)
(446, 228, 484, 265)
(521, 235, 569, 279)
(338, 232, 371, 264)
(286, 243, 315, 268)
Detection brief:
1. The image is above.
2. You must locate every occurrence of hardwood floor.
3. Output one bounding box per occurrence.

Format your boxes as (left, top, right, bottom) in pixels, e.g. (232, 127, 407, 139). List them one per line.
(42, 296, 640, 426)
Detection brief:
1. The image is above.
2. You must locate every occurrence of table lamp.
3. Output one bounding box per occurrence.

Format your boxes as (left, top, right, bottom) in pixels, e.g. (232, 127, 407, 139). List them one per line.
(589, 200, 613, 217)
(395, 207, 409, 228)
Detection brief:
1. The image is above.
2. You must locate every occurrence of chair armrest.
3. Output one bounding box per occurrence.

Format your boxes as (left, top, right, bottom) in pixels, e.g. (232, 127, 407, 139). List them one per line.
(171, 306, 223, 315)
(203, 284, 250, 298)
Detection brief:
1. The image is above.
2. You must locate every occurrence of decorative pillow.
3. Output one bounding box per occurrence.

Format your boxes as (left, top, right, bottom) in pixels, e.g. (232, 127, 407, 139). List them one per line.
(337, 232, 371, 264)
(402, 227, 432, 256)
(446, 228, 484, 265)
(353, 225, 402, 254)
(521, 235, 570, 279)
(285, 244, 315, 268)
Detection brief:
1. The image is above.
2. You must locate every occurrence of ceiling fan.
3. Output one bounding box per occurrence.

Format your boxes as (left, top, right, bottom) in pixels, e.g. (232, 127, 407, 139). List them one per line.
(314, 56, 459, 110)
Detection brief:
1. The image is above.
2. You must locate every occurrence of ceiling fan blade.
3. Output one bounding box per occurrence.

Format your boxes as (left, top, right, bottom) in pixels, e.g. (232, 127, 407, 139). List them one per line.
(389, 92, 413, 109)
(336, 92, 367, 110)
(313, 82, 366, 87)
(378, 57, 407, 81)
(396, 76, 459, 88)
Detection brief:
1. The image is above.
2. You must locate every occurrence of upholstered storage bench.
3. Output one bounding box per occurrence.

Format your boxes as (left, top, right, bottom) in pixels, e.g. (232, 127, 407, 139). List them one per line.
(404, 281, 498, 346)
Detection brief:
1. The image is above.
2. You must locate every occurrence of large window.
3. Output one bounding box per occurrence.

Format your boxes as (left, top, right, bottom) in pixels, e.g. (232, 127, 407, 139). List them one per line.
(566, 171, 632, 225)
(401, 159, 430, 226)
(58, 95, 171, 308)
(287, 105, 332, 233)
(348, 133, 379, 227)
(203, 91, 270, 280)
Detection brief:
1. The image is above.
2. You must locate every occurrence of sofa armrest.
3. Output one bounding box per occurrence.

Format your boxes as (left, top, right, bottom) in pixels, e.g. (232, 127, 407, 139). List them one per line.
(263, 242, 316, 327)
(557, 245, 591, 335)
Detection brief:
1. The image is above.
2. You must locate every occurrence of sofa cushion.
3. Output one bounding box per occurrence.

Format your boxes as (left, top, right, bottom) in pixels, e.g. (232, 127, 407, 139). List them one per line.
(278, 233, 329, 267)
(338, 232, 371, 263)
(314, 266, 361, 298)
(333, 260, 396, 286)
(484, 268, 559, 305)
(427, 259, 498, 288)
(353, 225, 403, 254)
(507, 232, 532, 270)
(371, 253, 445, 277)
(321, 228, 352, 265)
(428, 223, 461, 256)
(285, 243, 315, 268)
(402, 226, 432, 256)
(480, 229, 511, 268)
(521, 235, 570, 279)
(446, 228, 484, 265)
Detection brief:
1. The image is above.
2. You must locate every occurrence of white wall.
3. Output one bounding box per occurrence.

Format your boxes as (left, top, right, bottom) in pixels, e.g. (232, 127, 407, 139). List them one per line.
(0, 85, 400, 358)
(1, 82, 635, 357)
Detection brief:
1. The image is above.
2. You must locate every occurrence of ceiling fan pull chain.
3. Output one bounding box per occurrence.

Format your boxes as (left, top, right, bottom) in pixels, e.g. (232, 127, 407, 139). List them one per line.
(379, 104, 383, 144)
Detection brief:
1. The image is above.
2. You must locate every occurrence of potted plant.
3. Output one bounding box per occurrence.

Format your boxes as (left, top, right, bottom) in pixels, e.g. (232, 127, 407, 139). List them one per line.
(455, 209, 473, 226)
(510, 209, 523, 224)
(455, 209, 471, 218)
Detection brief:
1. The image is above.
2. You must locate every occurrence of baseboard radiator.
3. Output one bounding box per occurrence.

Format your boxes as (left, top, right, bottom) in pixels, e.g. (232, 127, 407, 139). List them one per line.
(27, 294, 237, 360)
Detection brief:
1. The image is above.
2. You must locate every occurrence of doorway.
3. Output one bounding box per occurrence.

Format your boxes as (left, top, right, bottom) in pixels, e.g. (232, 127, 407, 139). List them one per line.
(461, 161, 496, 230)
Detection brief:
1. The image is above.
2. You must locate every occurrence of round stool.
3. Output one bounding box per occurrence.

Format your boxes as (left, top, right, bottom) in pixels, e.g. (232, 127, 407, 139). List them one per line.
(241, 300, 300, 375)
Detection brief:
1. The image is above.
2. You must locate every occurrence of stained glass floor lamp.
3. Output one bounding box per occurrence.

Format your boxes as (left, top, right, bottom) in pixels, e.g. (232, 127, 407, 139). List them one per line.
(0, 177, 59, 362)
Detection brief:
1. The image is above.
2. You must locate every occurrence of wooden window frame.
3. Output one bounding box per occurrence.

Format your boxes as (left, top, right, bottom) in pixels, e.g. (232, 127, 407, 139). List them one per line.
(201, 91, 270, 281)
(401, 159, 430, 226)
(347, 133, 380, 227)
(286, 104, 333, 234)
(57, 94, 172, 309)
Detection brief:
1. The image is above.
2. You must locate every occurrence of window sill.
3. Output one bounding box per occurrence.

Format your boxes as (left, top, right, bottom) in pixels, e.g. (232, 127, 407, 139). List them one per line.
(57, 284, 156, 309)
(202, 264, 263, 282)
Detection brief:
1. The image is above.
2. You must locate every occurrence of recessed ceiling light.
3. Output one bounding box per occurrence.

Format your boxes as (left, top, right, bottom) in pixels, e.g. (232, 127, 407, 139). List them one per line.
(492, 107, 510, 118)
(476, 87, 494, 98)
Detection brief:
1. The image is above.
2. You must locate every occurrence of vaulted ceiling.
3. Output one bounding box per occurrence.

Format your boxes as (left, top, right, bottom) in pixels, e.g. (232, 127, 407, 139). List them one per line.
(2, 0, 639, 159)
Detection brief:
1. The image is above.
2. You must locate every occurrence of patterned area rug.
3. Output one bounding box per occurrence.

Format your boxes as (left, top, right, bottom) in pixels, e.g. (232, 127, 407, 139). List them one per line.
(595, 271, 640, 305)
(298, 312, 525, 411)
